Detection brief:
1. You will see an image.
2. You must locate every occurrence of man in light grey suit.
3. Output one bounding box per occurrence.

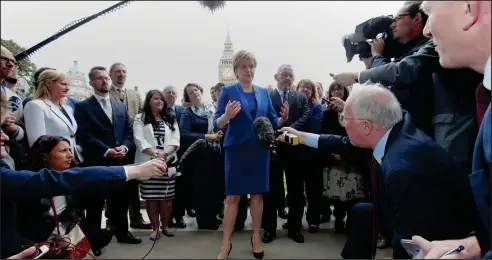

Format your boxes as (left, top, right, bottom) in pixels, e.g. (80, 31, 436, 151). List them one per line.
(107, 62, 150, 230)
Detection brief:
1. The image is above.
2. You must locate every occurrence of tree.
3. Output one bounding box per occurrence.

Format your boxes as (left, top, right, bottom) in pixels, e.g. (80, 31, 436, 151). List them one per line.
(1, 38, 37, 96)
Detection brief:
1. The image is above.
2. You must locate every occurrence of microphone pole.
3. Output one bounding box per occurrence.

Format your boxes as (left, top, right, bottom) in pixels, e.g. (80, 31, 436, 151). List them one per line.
(14, 1, 132, 62)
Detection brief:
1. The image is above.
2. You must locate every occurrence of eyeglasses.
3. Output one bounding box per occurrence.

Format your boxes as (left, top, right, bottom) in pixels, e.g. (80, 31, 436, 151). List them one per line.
(339, 114, 370, 126)
(394, 13, 411, 22)
(0, 56, 17, 65)
(91, 76, 111, 81)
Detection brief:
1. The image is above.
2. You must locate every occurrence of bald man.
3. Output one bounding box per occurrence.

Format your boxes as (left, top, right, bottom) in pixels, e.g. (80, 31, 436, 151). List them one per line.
(411, 1, 491, 259)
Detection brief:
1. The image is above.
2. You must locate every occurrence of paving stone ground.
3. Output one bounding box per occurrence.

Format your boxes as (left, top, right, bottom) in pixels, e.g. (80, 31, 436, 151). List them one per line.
(98, 209, 392, 259)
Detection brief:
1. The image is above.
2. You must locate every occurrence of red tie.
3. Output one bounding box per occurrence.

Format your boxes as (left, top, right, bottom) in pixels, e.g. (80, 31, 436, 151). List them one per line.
(370, 156, 380, 257)
(476, 82, 491, 127)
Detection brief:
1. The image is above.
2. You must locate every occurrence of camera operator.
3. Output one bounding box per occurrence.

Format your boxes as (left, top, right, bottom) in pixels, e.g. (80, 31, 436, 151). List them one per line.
(334, 1, 483, 172)
(335, 1, 434, 136)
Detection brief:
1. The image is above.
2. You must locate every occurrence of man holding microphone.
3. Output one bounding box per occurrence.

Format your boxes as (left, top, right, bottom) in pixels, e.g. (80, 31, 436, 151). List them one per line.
(277, 84, 477, 259)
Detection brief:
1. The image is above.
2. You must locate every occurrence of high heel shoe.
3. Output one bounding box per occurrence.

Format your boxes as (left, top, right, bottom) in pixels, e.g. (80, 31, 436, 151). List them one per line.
(217, 243, 232, 259)
(250, 236, 264, 259)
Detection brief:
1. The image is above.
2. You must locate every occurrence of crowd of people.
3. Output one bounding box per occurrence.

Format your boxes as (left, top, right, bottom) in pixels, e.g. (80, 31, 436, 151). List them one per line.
(0, 0, 490, 259)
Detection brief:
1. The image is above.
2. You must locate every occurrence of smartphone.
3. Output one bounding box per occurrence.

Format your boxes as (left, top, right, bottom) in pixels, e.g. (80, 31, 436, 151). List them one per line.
(34, 245, 49, 259)
(400, 239, 422, 259)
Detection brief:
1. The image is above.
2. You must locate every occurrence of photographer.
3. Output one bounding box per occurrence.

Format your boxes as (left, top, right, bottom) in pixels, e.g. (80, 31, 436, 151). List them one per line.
(335, 1, 434, 136)
(334, 1, 483, 172)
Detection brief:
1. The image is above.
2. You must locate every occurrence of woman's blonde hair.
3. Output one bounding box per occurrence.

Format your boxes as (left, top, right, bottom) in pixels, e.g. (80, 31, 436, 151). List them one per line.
(34, 70, 69, 104)
(233, 50, 257, 79)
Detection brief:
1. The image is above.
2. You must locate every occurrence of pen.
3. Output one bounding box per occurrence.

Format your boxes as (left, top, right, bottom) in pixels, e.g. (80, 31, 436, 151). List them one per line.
(441, 245, 465, 257)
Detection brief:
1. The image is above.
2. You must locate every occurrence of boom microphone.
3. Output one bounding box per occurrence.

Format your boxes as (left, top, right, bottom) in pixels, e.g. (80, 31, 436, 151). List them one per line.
(253, 117, 276, 148)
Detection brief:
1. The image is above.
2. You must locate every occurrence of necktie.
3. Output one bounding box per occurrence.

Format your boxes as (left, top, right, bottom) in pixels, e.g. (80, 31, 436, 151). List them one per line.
(117, 89, 125, 102)
(101, 98, 113, 124)
(370, 156, 380, 256)
(282, 91, 288, 104)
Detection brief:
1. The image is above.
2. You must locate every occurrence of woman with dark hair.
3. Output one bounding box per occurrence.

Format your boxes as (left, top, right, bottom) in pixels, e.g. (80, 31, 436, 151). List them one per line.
(180, 83, 225, 230)
(133, 90, 180, 240)
(319, 82, 366, 234)
(296, 79, 323, 233)
(16, 135, 113, 256)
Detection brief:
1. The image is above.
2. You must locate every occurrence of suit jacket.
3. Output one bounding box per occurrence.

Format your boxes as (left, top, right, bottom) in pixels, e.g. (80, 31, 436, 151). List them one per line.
(214, 84, 278, 147)
(0, 160, 126, 259)
(173, 105, 186, 124)
(109, 86, 142, 122)
(359, 39, 482, 170)
(24, 99, 83, 161)
(74, 96, 134, 166)
(470, 105, 491, 256)
(269, 88, 310, 131)
(317, 111, 477, 242)
(133, 113, 180, 163)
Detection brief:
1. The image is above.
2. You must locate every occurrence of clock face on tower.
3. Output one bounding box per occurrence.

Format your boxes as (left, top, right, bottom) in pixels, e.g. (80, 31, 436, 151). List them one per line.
(221, 67, 234, 79)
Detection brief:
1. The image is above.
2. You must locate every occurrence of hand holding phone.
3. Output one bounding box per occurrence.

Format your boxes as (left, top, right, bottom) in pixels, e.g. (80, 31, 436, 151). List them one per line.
(401, 239, 423, 259)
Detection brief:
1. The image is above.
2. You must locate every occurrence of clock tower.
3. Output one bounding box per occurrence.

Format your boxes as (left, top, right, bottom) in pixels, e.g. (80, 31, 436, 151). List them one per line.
(218, 30, 236, 85)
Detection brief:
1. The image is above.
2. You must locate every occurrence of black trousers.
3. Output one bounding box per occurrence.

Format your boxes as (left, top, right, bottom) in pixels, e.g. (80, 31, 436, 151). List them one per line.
(107, 183, 131, 236)
(262, 156, 286, 233)
(105, 150, 141, 224)
(264, 148, 304, 233)
(341, 203, 408, 259)
(192, 149, 225, 228)
(172, 170, 193, 219)
(84, 191, 107, 232)
(304, 159, 323, 226)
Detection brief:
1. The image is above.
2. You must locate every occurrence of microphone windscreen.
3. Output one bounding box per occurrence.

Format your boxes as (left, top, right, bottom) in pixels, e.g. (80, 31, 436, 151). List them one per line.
(180, 139, 207, 164)
(253, 117, 275, 144)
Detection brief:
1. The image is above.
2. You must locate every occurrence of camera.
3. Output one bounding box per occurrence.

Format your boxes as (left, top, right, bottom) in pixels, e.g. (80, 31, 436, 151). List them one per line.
(342, 15, 401, 63)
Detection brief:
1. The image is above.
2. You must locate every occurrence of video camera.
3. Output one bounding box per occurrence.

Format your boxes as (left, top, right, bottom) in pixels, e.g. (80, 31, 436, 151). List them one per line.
(342, 15, 401, 63)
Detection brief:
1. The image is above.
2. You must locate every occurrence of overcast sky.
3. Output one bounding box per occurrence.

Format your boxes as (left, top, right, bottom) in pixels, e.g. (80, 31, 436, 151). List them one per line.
(1, 1, 404, 102)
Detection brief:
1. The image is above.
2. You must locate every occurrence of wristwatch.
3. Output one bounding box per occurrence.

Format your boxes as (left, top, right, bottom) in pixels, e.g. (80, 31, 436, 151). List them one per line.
(353, 73, 359, 83)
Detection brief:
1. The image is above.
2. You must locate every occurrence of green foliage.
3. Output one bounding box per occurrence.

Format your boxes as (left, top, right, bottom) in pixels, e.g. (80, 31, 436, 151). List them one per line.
(1, 38, 37, 96)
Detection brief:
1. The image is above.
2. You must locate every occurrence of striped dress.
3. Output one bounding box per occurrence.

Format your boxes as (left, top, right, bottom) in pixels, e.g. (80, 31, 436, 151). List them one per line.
(140, 120, 176, 200)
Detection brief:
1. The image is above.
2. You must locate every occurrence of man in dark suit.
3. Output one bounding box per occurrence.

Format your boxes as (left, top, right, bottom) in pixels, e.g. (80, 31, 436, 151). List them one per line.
(74, 66, 140, 244)
(279, 84, 477, 258)
(163, 85, 193, 228)
(262, 64, 310, 244)
(411, 1, 491, 259)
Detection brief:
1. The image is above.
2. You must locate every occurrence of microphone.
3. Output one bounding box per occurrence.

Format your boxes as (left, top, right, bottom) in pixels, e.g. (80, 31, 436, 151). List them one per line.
(175, 139, 208, 173)
(253, 117, 276, 148)
(165, 154, 177, 166)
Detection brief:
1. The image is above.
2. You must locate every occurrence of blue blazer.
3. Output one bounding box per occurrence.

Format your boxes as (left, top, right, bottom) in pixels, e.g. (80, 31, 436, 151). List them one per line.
(470, 104, 491, 257)
(174, 105, 186, 124)
(0, 160, 126, 259)
(214, 84, 279, 148)
(317, 111, 476, 244)
(74, 96, 134, 166)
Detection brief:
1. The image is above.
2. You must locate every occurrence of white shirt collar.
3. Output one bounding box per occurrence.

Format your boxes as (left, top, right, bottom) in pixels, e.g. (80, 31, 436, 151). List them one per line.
(93, 93, 110, 102)
(276, 87, 288, 96)
(372, 127, 393, 165)
(112, 85, 125, 92)
(483, 55, 491, 91)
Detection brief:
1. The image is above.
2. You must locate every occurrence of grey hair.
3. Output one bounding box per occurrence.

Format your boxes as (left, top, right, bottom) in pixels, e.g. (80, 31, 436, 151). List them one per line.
(1, 45, 13, 57)
(277, 64, 293, 74)
(163, 85, 176, 92)
(233, 50, 257, 79)
(347, 83, 402, 129)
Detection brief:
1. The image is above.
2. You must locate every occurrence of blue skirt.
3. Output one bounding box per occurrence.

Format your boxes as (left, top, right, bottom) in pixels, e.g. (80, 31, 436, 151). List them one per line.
(224, 138, 270, 195)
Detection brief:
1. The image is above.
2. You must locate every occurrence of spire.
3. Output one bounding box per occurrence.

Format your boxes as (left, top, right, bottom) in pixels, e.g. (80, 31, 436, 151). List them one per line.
(225, 26, 232, 44)
(74, 60, 78, 67)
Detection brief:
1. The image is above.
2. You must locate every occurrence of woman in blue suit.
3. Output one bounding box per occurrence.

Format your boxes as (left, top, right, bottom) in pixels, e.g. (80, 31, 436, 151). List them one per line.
(214, 50, 289, 259)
